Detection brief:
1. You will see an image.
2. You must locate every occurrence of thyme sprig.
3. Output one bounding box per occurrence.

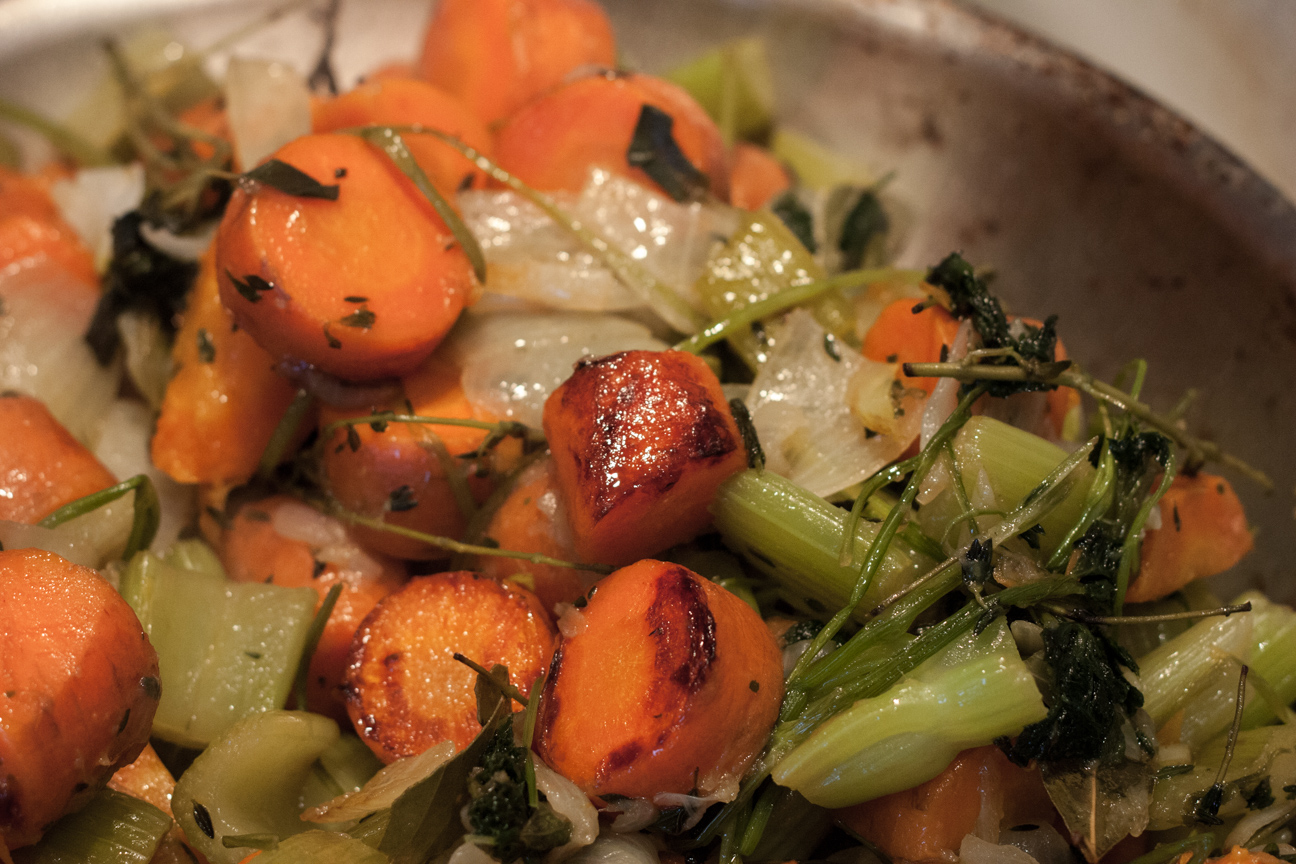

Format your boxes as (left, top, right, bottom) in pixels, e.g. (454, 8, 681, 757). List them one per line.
(319, 412, 543, 459)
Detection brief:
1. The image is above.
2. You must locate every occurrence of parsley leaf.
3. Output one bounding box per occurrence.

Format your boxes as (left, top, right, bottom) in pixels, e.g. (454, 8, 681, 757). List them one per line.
(626, 104, 709, 203)
(241, 159, 339, 200)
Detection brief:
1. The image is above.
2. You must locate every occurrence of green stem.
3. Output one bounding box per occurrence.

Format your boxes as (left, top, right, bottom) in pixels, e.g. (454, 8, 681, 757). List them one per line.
(258, 389, 313, 479)
(837, 456, 920, 568)
(1125, 833, 1219, 864)
(293, 582, 342, 711)
(0, 97, 114, 166)
(1114, 448, 1177, 614)
(677, 267, 923, 354)
(1045, 445, 1114, 570)
(320, 413, 539, 444)
(38, 474, 159, 559)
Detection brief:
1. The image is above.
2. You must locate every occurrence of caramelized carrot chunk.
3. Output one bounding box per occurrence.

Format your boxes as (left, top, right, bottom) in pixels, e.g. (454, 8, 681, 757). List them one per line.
(729, 143, 791, 211)
(417, 0, 617, 125)
(542, 350, 747, 567)
(493, 72, 729, 198)
(1126, 472, 1252, 603)
(862, 298, 962, 396)
(152, 247, 298, 486)
(0, 548, 159, 850)
(0, 392, 117, 524)
(535, 559, 783, 799)
(214, 133, 475, 381)
(344, 571, 554, 761)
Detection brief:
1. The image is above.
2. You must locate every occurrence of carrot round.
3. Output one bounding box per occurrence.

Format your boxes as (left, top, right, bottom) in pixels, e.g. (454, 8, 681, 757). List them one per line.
(343, 570, 555, 761)
(0, 548, 159, 850)
(728, 142, 791, 211)
(493, 72, 729, 198)
(542, 350, 747, 567)
(417, 0, 617, 126)
(534, 559, 782, 799)
(319, 354, 511, 559)
(0, 166, 63, 222)
(214, 133, 475, 381)
(475, 458, 587, 615)
(312, 77, 493, 196)
(833, 745, 1055, 863)
(221, 496, 406, 721)
(861, 297, 962, 395)
(152, 247, 299, 486)
(0, 392, 117, 524)
(1126, 472, 1252, 604)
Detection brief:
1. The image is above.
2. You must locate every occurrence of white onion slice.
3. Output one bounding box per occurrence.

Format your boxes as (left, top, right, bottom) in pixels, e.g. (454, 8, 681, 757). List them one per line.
(534, 759, 598, 862)
(0, 262, 121, 442)
(745, 309, 919, 497)
(0, 500, 133, 569)
(446, 311, 666, 428)
(303, 741, 455, 824)
(224, 57, 311, 170)
(564, 830, 659, 864)
(270, 499, 385, 580)
(50, 163, 145, 268)
(958, 833, 1041, 864)
(449, 843, 499, 864)
(919, 318, 972, 451)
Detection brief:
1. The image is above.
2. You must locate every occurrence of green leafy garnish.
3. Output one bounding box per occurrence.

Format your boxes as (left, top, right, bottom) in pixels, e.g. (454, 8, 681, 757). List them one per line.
(626, 104, 710, 203)
(228, 271, 275, 304)
(241, 158, 339, 200)
(769, 191, 816, 252)
(837, 188, 888, 271)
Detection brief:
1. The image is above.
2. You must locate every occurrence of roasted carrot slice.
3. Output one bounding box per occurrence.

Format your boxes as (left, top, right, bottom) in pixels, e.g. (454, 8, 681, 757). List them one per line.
(417, 0, 616, 126)
(475, 458, 587, 615)
(833, 745, 1056, 864)
(1200, 848, 1285, 864)
(344, 571, 554, 761)
(493, 72, 729, 198)
(0, 166, 63, 222)
(543, 350, 747, 566)
(1125, 472, 1252, 603)
(0, 392, 117, 524)
(729, 142, 791, 211)
(0, 548, 159, 850)
(221, 496, 406, 721)
(535, 559, 783, 799)
(0, 213, 97, 285)
(152, 247, 298, 486)
(313, 77, 493, 196)
(861, 297, 962, 396)
(214, 133, 475, 381)
(318, 354, 512, 560)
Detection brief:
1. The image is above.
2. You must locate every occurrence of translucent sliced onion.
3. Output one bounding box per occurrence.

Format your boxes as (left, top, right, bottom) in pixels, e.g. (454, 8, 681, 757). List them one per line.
(919, 318, 971, 451)
(0, 498, 133, 569)
(564, 830, 658, 864)
(458, 169, 734, 312)
(0, 262, 121, 442)
(224, 57, 311, 170)
(270, 499, 385, 580)
(49, 163, 145, 268)
(534, 759, 598, 862)
(302, 740, 455, 824)
(958, 833, 1041, 864)
(449, 842, 499, 864)
(746, 309, 919, 498)
(446, 311, 667, 428)
(604, 798, 657, 834)
(92, 399, 194, 554)
(117, 309, 172, 410)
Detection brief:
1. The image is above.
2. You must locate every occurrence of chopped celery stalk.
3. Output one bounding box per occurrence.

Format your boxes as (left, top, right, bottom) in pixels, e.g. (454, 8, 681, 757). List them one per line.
(171, 710, 340, 864)
(120, 551, 319, 747)
(771, 128, 875, 190)
(694, 211, 855, 371)
(666, 37, 775, 143)
(301, 734, 386, 813)
(163, 538, 228, 579)
(914, 416, 1100, 558)
(1148, 725, 1296, 831)
(302, 741, 456, 826)
(1138, 604, 1254, 728)
(771, 619, 1046, 807)
(241, 831, 387, 863)
(711, 469, 933, 621)
(12, 788, 172, 864)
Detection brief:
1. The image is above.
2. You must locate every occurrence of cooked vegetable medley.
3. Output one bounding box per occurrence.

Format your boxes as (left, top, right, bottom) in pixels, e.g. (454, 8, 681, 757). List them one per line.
(0, 1, 1288, 863)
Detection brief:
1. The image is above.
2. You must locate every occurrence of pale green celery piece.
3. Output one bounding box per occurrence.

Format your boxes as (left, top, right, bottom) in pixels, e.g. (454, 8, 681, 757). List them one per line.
(300, 734, 386, 813)
(172, 710, 340, 864)
(164, 538, 228, 579)
(1117, 581, 1223, 658)
(1148, 725, 1296, 831)
(666, 37, 775, 144)
(710, 469, 933, 621)
(771, 619, 1046, 808)
(694, 211, 855, 371)
(245, 831, 388, 864)
(1137, 605, 1253, 727)
(771, 129, 876, 190)
(914, 416, 1099, 559)
(13, 788, 172, 864)
(120, 551, 318, 747)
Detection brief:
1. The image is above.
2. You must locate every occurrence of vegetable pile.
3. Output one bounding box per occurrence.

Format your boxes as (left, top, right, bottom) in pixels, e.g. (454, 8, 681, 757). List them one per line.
(0, 1, 1286, 864)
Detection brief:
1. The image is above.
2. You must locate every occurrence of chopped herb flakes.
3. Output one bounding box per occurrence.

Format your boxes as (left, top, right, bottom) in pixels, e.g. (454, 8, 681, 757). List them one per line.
(339, 307, 376, 329)
(241, 158, 339, 200)
(196, 328, 215, 363)
(626, 104, 709, 202)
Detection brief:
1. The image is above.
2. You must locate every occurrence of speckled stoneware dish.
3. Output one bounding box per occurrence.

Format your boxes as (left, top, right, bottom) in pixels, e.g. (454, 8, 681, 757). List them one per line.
(1, 0, 1293, 594)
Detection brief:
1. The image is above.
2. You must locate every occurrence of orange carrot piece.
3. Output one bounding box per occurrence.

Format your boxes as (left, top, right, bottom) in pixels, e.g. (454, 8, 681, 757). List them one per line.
(152, 247, 298, 486)
(475, 458, 587, 615)
(344, 571, 555, 761)
(0, 392, 117, 524)
(1126, 472, 1252, 603)
(214, 133, 475, 381)
(493, 72, 729, 198)
(417, 0, 617, 126)
(0, 166, 62, 222)
(542, 350, 748, 567)
(1203, 848, 1285, 864)
(0, 548, 159, 850)
(535, 559, 783, 799)
(318, 354, 511, 560)
(221, 496, 406, 721)
(312, 77, 494, 196)
(861, 297, 962, 395)
(108, 742, 203, 864)
(729, 143, 791, 211)
(833, 745, 1055, 864)
(0, 213, 97, 285)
